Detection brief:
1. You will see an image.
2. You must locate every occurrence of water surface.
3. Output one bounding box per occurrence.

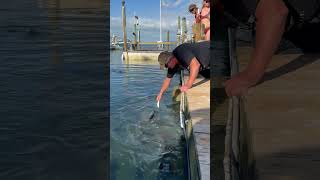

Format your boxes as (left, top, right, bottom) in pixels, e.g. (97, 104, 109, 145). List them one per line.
(110, 50, 188, 180)
(0, 1, 108, 180)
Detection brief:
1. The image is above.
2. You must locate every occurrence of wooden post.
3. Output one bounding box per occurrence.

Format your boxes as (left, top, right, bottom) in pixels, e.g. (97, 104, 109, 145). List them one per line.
(182, 17, 187, 43)
(201, 23, 205, 40)
(133, 23, 137, 50)
(192, 22, 205, 42)
(166, 30, 170, 50)
(177, 16, 181, 45)
(138, 30, 141, 50)
(122, 0, 128, 59)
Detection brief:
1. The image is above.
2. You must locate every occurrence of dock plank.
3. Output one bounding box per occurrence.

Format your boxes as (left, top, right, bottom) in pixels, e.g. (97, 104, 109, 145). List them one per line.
(238, 47, 320, 180)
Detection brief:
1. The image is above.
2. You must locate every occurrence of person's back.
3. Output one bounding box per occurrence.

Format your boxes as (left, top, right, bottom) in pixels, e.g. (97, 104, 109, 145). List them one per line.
(189, 4, 206, 41)
(200, 0, 211, 40)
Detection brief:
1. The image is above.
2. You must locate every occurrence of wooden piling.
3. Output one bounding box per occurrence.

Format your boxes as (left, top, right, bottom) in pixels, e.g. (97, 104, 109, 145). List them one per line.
(133, 23, 137, 50)
(181, 17, 187, 43)
(122, 0, 128, 59)
(192, 23, 205, 42)
(138, 30, 141, 50)
(177, 16, 181, 45)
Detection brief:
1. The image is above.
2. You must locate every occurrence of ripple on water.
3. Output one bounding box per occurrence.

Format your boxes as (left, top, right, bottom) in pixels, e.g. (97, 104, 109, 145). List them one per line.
(0, 1, 107, 180)
(111, 56, 187, 179)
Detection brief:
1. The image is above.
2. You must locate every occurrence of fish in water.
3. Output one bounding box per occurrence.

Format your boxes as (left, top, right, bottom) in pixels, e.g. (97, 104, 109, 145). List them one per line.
(148, 110, 158, 120)
(157, 151, 179, 180)
(111, 69, 124, 74)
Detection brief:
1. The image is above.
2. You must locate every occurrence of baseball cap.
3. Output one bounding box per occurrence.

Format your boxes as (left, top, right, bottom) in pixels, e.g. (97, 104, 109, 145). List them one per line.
(188, 4, 197, 13)
(158, 51, 173, 69)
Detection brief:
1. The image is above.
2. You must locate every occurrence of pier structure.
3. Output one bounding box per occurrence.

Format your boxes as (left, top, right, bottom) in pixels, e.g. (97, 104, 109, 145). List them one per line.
(183, 75, 210, 180)
(119, 0, 198, 62)
(220, 28, 320, 180)
(119, 3, 210, 179)
(230, 47, 320, 180)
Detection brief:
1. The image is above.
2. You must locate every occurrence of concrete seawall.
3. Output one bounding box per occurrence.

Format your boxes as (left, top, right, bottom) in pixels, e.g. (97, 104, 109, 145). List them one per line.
(122, 51, 162, 64)
(183, 75, 210, 180)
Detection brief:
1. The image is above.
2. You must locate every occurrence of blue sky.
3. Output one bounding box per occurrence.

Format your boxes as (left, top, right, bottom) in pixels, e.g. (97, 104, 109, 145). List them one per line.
(110, 0, 202, 41)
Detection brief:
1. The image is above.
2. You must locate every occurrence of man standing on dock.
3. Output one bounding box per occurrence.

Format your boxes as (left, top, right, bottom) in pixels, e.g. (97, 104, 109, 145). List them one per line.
(220, 0, 320, 97)
(156, 41, 210, 102)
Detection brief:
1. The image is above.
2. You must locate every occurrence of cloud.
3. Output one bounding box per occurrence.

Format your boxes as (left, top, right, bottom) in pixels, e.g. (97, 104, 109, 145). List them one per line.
(111, 16, 179, 32)
(172, 0, 183, 7)
(110, 1, 197, 41)
(162, 0, 184, 8)
(162, 0, 170, 7)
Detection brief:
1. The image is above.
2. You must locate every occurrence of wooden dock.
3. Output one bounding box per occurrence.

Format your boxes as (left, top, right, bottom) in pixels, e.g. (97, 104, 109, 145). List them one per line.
(237, 47, 320, 180)
(122, 50, 162, 63)
(185, 75, 210, 180)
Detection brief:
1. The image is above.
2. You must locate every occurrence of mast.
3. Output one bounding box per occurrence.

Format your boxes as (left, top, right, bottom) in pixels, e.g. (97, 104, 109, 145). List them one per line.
(122, 0, 127, 52)
(159, 0, 162, 42)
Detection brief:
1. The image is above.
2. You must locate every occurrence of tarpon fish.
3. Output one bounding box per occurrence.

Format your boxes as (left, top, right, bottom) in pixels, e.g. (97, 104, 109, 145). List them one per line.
(148, 110, 158, 120)
(157, 149, 179, 180)
(148, 101, 160, 120)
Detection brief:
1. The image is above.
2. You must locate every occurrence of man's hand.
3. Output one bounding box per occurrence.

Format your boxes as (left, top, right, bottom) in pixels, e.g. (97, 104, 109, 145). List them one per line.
(224, 70, 261, 97)
(156, 93, 162, 102)
(156, 77, 172, 103)
(180, 85, 190, 92)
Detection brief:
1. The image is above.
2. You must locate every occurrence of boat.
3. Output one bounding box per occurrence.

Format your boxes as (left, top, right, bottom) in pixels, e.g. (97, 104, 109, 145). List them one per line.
(110, 34, 131, 50)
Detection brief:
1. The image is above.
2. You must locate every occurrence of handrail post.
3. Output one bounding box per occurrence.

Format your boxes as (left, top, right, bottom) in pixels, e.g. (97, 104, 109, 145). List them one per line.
(138, 30, 140, 50)
(166, 30, 170, 51)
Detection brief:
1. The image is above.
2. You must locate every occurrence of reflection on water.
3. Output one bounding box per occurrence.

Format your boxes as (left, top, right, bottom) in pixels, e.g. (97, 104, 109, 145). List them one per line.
(0, 1, 108, 180)
(110, 51, 188, 180)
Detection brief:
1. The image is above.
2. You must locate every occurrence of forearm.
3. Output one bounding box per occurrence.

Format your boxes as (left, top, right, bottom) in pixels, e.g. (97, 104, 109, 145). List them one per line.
(186, 58, 200, 88)
(159, 78, 171, 95)
(247, 0, 288, 80)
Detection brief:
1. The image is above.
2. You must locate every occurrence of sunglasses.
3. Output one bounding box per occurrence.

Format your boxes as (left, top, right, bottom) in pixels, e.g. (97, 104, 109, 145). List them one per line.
(189, 8, 196, 13)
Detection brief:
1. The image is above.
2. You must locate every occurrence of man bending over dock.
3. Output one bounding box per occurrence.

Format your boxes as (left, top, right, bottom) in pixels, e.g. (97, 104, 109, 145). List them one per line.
(156, 41, 210, 102)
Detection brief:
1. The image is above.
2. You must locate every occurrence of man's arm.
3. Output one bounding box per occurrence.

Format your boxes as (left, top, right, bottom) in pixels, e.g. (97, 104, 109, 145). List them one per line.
(225, 0, 288, 97)
(156, 77, 172, 102)
(180, 58, 200, 92)
(247, 0, 288, 80)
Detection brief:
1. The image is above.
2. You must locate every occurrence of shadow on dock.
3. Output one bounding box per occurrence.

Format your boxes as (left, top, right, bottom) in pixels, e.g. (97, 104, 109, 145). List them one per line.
(253, 146, 320, 180)
(259, 54, 320, 85)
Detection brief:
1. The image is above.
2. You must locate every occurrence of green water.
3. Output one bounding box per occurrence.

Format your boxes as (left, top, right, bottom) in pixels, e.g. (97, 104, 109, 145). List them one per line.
(110, 50, 188, 180)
